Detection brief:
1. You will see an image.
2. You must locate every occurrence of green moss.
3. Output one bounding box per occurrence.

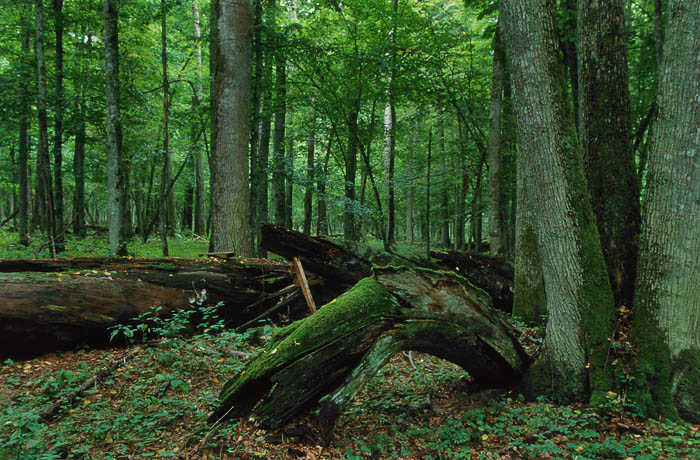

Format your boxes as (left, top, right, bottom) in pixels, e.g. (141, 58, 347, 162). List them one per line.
(219, 277, 399, 403)
(671, 350, 700, 423)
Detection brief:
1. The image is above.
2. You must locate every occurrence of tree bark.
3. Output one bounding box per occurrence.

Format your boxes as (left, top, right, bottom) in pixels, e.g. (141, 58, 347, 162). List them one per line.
(52, 0, 65, 253)
(272, 4, 287, 228)
(103, 0, 128, 256)
(316, 137, 330, 236)
(344, 101, 360, 241)
(209, 0, 255, 256)
(18, 8, 31, 247)
(192, 1, 207, 236)
(303, 107, 316, 234)
(487, 27, 506, 256)
(502, 0, 615, 404)
(35, 0, 57, 256)
(160, 0, 171, 257)
(631, 0, 700, 423)
(249, 0, 264, 236)
(512, 152, 546, 324)
(578, 0, 640, 308)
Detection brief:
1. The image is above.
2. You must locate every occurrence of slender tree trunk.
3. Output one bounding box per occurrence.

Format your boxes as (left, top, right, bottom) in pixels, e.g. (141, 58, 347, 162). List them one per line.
(208, 0, 255, 256)
(578, 0, 640, 308)
(344, 101, 360, 241)
(257, 62, 273, 253)
(18, 9, 31, 246)
(272, 6, 287, 228)
(438, 116, 450, 247)
(487, 27, 505, 256)
(73, 32, 89, 238)
(103, 0, 128, 256)
(560, 0, 579, 132)
(182, 157, 194, 231)
(316, 136, 331, 236)
(35, 0, 56, 256)
(192, 1, 206, 236)
(249, 0, 264, 237)
(425, 127, 432, 258)
(405, 125, 415, 246)
(383, 101, 396, 246)
(160, 0, 170, 257)
(502, 0, 615, 404)
(455, 122, 468, 250)
(52, 0, 65, 253)
(303, 107, 316, 235)
(631, 0, 700, 423)
(285, 116, 293, 229)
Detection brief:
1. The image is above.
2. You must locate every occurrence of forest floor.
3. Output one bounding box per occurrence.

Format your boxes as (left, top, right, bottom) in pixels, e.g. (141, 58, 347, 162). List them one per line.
(1, 230, 699, 459)
(1, 314, 699, 460)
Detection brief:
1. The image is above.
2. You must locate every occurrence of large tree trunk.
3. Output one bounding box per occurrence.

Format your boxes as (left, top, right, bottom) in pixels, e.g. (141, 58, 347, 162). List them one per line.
(209, 0, 255, 256)
(0, 258, 308, 360)
(578, 0, 640, 308)
(103, 0, 128, 256)
(210, 267, 530, 436)
(502, 0, 615, 404)
(487, 27, 506, 257)
(630, 0, 700, 423)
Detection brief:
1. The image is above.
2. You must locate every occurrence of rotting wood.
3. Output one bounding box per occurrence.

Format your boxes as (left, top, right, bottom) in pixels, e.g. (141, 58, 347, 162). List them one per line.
(260, 223, 514, 312)
(210, 267, 530, 439)
(0, 257, 316, 360)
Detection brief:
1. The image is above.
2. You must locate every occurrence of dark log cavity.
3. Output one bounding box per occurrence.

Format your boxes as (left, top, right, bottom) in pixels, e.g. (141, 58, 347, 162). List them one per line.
(0, 257, 313, 360)
(210, 267, 530, 437)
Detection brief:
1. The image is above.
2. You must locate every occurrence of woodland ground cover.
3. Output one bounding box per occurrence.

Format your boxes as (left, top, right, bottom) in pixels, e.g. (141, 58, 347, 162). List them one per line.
(1, 234, 699, 460)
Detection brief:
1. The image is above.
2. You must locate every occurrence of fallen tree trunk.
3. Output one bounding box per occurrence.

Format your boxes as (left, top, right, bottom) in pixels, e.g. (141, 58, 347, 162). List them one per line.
(210, 267, 530, 438)
(260, 223, 514, 312)
(0, 257, 314, 359)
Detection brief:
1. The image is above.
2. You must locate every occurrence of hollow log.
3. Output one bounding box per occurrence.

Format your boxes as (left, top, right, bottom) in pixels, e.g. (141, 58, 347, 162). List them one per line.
(210, 267, 530, 438)
(0, 257, 313, 359)
(260, 223, 513, 312)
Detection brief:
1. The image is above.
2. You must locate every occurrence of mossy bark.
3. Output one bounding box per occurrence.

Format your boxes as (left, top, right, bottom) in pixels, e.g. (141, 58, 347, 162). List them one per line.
(502, 0, 616, 404)
(630, 0, 700, 423)
(577, 0, 640, 308)
(211, 267, 529, 434)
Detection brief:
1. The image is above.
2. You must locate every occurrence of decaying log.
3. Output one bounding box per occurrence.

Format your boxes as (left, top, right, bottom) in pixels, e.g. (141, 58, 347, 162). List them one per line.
(0, 257, 314, 359)
(210, 267, 530, 438)
(260, 223, 514, 312)
(430, 251, 514, 312)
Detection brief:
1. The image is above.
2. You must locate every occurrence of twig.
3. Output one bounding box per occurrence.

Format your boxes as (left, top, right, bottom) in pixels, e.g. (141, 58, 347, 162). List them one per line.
(293, 257, 317, 313)
(236, 291, 301, 332)
(37, 349, 138, 422)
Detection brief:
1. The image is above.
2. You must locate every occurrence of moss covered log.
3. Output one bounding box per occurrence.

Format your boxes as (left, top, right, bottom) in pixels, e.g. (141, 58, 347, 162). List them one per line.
(210, 267, 530, 436)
